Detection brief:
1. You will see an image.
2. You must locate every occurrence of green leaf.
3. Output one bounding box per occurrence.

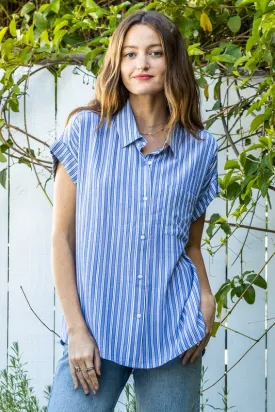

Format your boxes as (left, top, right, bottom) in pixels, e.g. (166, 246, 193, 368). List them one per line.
(217, 299, 223, 318)
(0, 151, 7, 162)
(214, 79, 222, 100)
(230, 288, 236, 302)
(86, 0, 101, 7)
(189, 47, 204, 56)
(197, 76, 208, 88)
(243, 176, 257, 198)
(235, 284, 246, 297)
(125, 2, 145, 16)
(250, 113, 269, 132)
(224, 169, 234, 187)
(54, 20, 68, 34)
(229, 175, 242, 184)
(215, 282, 231, 315)
(244, 143, 265, 152)
(188, 44, 204, 56)
(0, 27, 8, 43)
(211, 54, 236, 64)
(259, 136, 271, 148)
(227, 182, 241, 199)
(236, 0, 255, 5)
(33, 12, 48, 31)
(209, 213, 221, 224)
(227, 16, 241, 33)
(53, 29, 67, 47)
(262, 153, 273, 171)
(243, 285, 255, 304)
(211, 321, 220, 337)
(206, 223, 214, 238)
(242, 270, 254, 277)
(50, 0, 60, 14)
(205, 62, 218, 76)
(20, 1, 36, 16)
(260, 182, 269, 197)
(221, 222, 231, 235)
(246, 274, 267, 289)
(9, 18, 17, 37)
(234, 55, 249, 68)
(144, 1, 157, 10)
(18, 157, 32, 168)
(0, 168, 7, 189)
(212, 100, 221, 110)
(210, 47, 223, 56)
(238, 151, 246, 167)
(84, 47, 105, 65)
(9, 99, 19, 112)
(244, 155, 259, 175)
(224, 159, 240, 170)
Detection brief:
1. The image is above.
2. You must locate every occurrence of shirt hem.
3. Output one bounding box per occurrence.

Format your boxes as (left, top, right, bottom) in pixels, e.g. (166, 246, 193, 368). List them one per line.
(59, 337, 206, 369)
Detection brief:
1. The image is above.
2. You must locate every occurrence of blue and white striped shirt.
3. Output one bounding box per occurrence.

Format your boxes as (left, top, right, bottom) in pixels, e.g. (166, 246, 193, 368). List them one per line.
(49, 98, 220, 368)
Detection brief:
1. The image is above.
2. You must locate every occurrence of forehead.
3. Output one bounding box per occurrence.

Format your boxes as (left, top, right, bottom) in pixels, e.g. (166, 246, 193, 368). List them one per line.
(123, 24, 162, 47)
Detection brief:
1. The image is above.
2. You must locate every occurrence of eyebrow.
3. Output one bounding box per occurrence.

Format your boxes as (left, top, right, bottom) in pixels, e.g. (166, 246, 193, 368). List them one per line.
(122, 43, 162, 49)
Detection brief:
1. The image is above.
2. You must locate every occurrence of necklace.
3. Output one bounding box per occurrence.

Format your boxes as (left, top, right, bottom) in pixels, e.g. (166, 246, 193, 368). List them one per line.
(139, 124, 169, 136)
(139, 126, 169, 148)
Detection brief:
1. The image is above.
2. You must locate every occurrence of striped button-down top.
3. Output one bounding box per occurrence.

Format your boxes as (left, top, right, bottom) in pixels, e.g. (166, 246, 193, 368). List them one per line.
(49, 97, 220, 368)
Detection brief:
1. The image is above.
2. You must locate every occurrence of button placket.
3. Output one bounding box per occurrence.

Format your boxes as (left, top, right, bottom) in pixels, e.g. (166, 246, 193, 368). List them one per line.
(136, 156, 152, 328)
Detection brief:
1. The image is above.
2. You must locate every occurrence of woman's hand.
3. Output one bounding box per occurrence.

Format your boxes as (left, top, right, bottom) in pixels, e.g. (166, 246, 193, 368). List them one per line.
(68, 326, 101, 395)
(180, 292, 216, 365)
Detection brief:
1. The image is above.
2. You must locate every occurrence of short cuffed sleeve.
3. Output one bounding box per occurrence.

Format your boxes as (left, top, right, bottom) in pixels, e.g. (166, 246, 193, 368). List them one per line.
(190, 141, 220, 223)
(49, 113, 81, 184)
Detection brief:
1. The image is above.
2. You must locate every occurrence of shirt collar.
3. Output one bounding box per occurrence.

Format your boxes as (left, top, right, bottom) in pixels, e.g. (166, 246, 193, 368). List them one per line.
(114, 98, 181, 157)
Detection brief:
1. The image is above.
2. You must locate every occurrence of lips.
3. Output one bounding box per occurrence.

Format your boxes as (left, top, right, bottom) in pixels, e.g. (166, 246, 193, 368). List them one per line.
(134, 75, 153, 79)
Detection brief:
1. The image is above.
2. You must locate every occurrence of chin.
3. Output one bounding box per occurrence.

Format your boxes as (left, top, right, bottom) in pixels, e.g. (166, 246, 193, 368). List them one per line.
(126, 86, 164, 96)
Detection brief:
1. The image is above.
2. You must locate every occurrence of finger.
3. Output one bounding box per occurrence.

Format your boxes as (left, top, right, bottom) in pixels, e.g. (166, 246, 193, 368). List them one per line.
(80, 359, 98, 393)
(69, 362, 78, 389)
(190, 343, 205, 363)
(93, 348, 101, 376)
(73, 361, 89, 395)
(181, 346, 197, 365)
(77, 370, 90, 394)
(78, 360, 95, 394)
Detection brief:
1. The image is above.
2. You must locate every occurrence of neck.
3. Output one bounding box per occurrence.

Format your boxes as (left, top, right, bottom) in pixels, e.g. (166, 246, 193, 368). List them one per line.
(129, 94, 169, 130)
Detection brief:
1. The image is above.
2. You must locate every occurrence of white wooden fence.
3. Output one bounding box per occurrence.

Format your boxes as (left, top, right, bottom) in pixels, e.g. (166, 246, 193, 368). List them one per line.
(0, 65, 274, 412)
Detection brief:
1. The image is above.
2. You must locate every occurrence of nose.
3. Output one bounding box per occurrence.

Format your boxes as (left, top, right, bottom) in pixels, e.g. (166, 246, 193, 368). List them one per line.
(136, 54, 150, 70)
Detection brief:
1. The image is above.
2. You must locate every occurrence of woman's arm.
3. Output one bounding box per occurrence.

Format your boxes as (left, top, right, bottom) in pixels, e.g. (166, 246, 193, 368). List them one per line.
(180, 211, 216, 365)
(185, 211, 213, 297)
(51, 162, 87, 333)
(51, 161, 101, 395)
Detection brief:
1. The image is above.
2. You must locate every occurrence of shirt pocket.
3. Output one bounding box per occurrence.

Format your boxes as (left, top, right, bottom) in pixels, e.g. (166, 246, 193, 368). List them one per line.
(160, 181, 197, 239)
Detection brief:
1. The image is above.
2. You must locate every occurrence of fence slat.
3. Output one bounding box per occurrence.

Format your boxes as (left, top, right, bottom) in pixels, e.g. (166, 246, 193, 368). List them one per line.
(8, 67, 56, 409)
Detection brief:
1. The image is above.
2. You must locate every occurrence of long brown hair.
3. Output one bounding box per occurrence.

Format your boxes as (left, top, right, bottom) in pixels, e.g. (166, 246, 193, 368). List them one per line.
(66, 10, 204, 140)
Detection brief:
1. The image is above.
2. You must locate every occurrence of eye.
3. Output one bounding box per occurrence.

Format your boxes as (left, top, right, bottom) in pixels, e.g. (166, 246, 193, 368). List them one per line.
(151, 51, 163, 56)
(125, 52, 136, 58)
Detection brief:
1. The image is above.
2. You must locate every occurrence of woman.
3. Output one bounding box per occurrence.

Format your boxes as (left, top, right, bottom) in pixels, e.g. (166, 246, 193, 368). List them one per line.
(47, 9, 219, 412)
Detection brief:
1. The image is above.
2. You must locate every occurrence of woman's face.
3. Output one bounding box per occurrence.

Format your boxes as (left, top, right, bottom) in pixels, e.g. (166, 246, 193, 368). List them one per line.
(120, 24, 166, 96)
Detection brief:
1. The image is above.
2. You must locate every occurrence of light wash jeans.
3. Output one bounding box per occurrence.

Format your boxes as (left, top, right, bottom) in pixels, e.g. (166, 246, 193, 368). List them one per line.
(47, 343, 203, 412)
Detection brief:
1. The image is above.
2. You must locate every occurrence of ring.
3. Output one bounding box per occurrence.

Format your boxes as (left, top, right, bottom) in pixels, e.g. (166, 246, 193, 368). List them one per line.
(86, 366, 95, 371)
(75, 366, 81, 373)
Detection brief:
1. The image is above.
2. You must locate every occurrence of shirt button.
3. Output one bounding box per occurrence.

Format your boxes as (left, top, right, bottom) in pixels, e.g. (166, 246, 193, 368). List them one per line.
(143, 196, 148, 201)
(147, 160, 152, 165)
(140, 235, 146, 240)
(137, 314, 142, 319)
(138, 275, 143, 279)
